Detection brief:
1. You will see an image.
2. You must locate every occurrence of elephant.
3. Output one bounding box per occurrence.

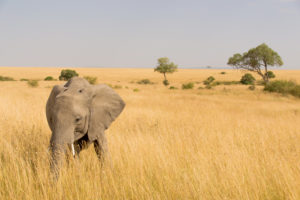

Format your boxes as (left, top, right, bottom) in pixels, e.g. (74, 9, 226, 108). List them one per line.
(46, 77, 125, 177)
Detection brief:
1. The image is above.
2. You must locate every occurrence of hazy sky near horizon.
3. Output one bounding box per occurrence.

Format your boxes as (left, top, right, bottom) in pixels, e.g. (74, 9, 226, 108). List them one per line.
(0, 0, 299, 69)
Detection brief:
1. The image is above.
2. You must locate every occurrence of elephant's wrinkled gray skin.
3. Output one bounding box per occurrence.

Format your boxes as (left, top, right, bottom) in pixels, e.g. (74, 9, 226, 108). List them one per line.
(46, 77, 125, 178)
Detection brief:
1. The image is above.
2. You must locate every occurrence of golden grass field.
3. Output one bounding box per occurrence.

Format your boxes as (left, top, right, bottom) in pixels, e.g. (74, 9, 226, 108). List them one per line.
(0, 67, 299, 200)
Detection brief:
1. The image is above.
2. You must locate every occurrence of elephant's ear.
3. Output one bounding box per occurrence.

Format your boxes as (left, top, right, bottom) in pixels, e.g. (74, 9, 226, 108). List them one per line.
(88, 84, 125, 141)
(46, 85, 64, 131)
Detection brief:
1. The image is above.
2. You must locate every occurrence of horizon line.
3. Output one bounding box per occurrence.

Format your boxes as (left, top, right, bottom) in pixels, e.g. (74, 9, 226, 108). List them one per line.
(0, 66, 298, 70)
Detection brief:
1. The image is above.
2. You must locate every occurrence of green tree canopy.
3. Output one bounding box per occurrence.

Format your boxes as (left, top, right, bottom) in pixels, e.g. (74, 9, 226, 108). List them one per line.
(154, 57, 178, 82)
(227, 43, 283, 82)
(59, 69, 79, 81)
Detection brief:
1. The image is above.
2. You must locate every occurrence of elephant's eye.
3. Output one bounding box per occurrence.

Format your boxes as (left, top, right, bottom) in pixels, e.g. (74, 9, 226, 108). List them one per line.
(75, 117, 82, 123)
(78, 89, 84, 93)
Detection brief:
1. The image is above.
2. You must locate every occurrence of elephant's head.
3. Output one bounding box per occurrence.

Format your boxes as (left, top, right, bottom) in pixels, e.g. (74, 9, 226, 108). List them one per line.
(46, 77, 125, 174)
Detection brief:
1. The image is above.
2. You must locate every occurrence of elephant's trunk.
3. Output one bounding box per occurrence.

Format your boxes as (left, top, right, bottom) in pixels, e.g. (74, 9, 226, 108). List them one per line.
(49, 127, 74, 179)
(50, 142, 67, 179)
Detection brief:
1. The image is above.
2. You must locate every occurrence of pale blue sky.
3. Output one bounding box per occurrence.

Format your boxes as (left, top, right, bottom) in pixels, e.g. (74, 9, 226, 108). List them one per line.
(0, 0, 299, 69)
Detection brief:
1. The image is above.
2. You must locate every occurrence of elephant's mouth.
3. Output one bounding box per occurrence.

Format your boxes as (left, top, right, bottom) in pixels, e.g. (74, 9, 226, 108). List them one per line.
(74, 133, 90, 151)
(74, 130, 86, 141)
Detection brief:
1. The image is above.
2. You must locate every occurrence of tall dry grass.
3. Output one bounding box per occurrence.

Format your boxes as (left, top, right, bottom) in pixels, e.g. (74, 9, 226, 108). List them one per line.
(0, 68, 299, 199)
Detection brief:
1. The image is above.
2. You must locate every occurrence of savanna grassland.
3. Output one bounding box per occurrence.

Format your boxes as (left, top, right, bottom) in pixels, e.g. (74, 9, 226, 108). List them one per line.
(0, 67, 299, 200)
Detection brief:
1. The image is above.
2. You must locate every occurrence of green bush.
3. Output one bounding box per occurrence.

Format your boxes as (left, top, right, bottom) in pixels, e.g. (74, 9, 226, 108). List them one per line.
(211, 81, 221, 87)
(59, 69, 79, 81)
(205, 85, 212, 89)
(27, 80, 39, 88)
(265, 71, 275, 79)
(44, 76, 55, 81)
(137, 79, 153, 85)
(215, 81, 240, 85)
(220, 72, 226, 74)
(163, 80, 169, 86)
(0, 76, 14, 81)
(264, 80, 300, 98)
(182, 82, 194, 89)
(84, 76, 97, 85)
(113, 85, 122, 89)
(203, 76, 215, 85)
(133, 88, 140, 92)
(20, 78, 29, 81)
(240, 73, 255, 85)
(106, 83, 113, 88)
(169, 86, 178, 90)
(248, 85, 255, 90)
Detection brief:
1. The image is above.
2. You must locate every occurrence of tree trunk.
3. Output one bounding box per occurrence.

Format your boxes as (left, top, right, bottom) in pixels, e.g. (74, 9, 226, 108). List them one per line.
(262, 75, 268, 83)
(256, 69, 266, 84)
(163, 73, 166, 81)
(264, 64, 269, 83)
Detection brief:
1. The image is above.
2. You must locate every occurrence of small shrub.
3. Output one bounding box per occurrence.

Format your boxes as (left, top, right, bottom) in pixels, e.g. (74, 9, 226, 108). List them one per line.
(198, 86, 204, 89)
(44, 76, 55, 81)
(105, 83, 113, 88)
(27, 80, 39, 88)
(182, 82, 194, 89)
(163, 80, 169, 86)
(125, 86, 129, 89)
(264, 80, 300, 98)
(59, 69, 79, 81)
(133, 88, 139, 92)
(0, 76, 14, 81)
(84, 76, 97, 85)
(248, 85, 255, 90)
(113, 85, 122, 89)
(240, 73, 255, 85)
(137, 79, 153, 85)
(215, 81, 240, 85)
(203, 76, 215, 85)
(205, 85, 212, 89)
(169, 86, 178, 90)
(265, 71, 275, 79)
(20, 78, 29, 81)
(220, 72, 226, 74)
(211, 81, 221, 87)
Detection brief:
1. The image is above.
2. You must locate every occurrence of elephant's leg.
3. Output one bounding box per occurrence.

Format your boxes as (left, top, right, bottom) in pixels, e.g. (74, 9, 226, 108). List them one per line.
(93, 132, 111, 166)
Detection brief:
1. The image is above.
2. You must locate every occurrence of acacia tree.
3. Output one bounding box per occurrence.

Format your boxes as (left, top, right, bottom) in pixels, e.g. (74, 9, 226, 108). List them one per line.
(227, 43, 283, 83)
(154, 57, 178, 85)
